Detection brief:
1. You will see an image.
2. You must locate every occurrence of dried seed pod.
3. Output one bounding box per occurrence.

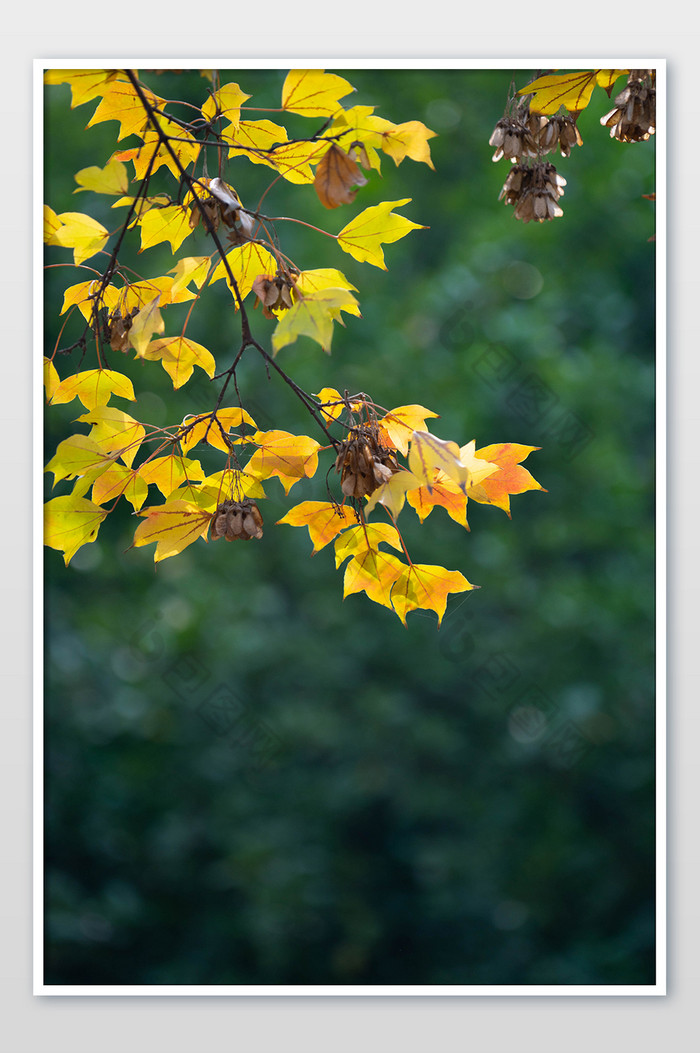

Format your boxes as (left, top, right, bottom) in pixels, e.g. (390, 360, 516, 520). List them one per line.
(105, 306, 139, 352)
(600, 71, 656, 142)
(210, 499, 263, 541)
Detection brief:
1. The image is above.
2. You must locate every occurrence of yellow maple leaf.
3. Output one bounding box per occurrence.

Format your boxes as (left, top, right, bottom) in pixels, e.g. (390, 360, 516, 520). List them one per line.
(91, 463, 149, 511)
(406, 472, 469, 529)
(224, 118, 289, 166)
(246, 430, 321, 494)
(276, 500, 357, 553)
(132, 499, 211, 563)
(73, 158, 129, 196)
(48, 368, 135, 410)
(281, 70, 355, 118)
(342, 549, 406, 610)
(390, 564, 477, 626)
(364, 470, 424, 519)
(271, 288, 359, 354)
(178, 408, 257, 454)
(210, 243, 279, 301)
(138, 204, 193, 254)
(128, 296, 165, 356)
(61, 280, 121, 324)
(337, 199, 425, 269)
(45, 435, 115, 487)
(136, 455, 204, 498)
(333, 523, 402, 568)
(47, 211, 110, 266)
(76, 407, 146, 469)
(518, 70, 626, 116)
(372, 118, 437, 169)
(44, 358, 60, 402)
(115, 119, 200, 181)
(87, 78, 165, 141)
(44, 69, 119, 108)
(142, 336, 216, 389)
(379, 404, 440, 455)
(44, 495, 108, 565)
(202, 82, 251, 130)
(467, 443, 546, 516)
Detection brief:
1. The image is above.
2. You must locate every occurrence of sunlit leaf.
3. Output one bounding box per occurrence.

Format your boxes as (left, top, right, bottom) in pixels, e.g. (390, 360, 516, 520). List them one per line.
(87, 78, 165, 141)
(364, 470, 424, 519)
(390, 564, 477, 626)
(73, 158, 129, 196)
(210, 242, 278, 301)
(75, 406, 146, 468)
(142, 336, 216, 389)
(372, 118, 437, 168)
(138, 204, 193, 253)
(49, 368, 135, 410)
(467, 443, 546, 516)
(136, 454, 204, 498)
(132, 499, 211, 562)
(61, 279, 121, 323)
(91, 462, 149, 511)
(178, 408, 257, 454)
(202, 81, 251, 130)
(246, 430, 321, 494)
(271, 288, 359, 354)
(337, 199, 425, 269)
(44, 69, 119, 108)
(342, 549, 406, 610)
(47, 211, 109, 265)
(128, 295, 165, 355)
(379, 404, 439, 455)
(44, 494, 108, 565)
(334, 523, 402, 568)
(44, 358, 61, 402)
(277, 500, 357, 553)
(406, 472, 469, 529)
(281, 70, 355, 117)
(518, 70, 613, 116)
(45, 434, 115, 487)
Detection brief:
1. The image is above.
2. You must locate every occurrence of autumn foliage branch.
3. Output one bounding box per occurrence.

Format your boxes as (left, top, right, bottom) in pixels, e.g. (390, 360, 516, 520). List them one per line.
(44, 67, 545, 625)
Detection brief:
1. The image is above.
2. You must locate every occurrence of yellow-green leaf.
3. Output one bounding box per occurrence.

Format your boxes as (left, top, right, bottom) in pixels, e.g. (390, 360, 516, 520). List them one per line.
(337, 199, 425, 269)
(45, 435, 115, 486)
(271, 288, 359, 354)
(91, 462, 149, 511)
(44, 495, 108, 565)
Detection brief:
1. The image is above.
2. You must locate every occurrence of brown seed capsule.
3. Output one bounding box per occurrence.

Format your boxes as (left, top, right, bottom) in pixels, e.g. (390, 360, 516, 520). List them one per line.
(210, 499, 263, 541)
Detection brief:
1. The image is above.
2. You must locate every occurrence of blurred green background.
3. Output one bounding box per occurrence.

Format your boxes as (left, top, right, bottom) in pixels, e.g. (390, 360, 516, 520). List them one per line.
(44, 68, 656, 986)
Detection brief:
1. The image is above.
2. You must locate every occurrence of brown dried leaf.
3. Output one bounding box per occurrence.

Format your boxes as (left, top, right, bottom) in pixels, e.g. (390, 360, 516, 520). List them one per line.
(313, 143, 368, 209)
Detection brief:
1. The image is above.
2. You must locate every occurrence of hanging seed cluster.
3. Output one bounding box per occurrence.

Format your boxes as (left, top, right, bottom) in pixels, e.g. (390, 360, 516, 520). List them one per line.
(210, 499, 264, 541)
(251, 271, 299, 318)
(499, 162, 567, 222)
(490, 97, 576, 224)
(334, 426, 401, 500)
(600, 70, 656, 142)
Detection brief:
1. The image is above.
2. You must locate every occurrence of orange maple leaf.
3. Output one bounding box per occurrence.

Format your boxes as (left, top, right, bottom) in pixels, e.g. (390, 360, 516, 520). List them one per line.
(468, 444, 546, 516)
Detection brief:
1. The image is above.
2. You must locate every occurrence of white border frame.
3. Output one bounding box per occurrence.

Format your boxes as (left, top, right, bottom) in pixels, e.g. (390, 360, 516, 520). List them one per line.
(34, 57, 666, 997)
